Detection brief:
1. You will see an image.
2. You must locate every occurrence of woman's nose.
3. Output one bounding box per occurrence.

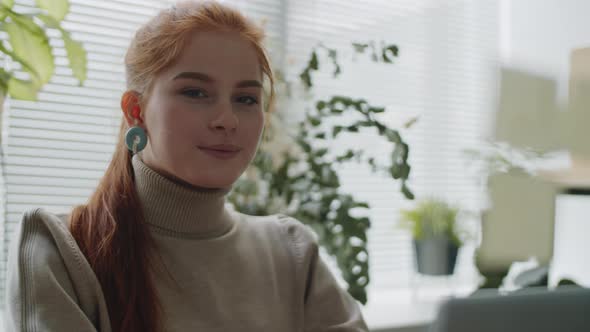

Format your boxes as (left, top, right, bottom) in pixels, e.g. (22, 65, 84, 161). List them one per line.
(209, 102, 238, 133)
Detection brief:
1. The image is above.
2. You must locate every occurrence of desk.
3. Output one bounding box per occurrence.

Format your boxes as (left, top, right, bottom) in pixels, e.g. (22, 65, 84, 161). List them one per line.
(550, 189, 590, 287)
(362, 285, 477, 331)
(538, 155, 590, 287)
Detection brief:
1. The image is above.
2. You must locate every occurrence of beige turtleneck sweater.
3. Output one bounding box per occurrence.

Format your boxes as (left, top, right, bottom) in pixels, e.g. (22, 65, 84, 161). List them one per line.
(4, 155, 368, 332)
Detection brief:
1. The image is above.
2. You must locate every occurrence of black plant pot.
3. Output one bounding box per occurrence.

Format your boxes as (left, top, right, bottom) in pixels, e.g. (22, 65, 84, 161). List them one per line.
(413, 235, 459, 276)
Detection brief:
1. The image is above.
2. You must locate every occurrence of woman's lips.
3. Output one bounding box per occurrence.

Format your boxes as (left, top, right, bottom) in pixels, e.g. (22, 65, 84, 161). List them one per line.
(198, 147, 241, 159)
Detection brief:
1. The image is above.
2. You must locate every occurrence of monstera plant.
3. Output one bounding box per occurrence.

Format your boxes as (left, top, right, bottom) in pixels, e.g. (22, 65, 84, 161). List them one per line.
(228, 41, 415, 304)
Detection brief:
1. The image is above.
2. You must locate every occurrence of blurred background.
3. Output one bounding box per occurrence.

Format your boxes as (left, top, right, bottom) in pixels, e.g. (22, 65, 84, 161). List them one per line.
(0, 0, 588, 331)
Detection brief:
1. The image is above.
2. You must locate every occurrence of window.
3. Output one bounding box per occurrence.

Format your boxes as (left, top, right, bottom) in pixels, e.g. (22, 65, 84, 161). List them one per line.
(0, 0, 286, 308)
(0, 1, 499, 328)
(0, 0, 175, 300)
(282, 0, 498, 294)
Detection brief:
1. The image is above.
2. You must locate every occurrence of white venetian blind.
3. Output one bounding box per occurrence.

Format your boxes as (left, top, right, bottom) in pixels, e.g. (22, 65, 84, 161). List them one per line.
(0, 0, 499, 309)
(0, 0, 169, 299)
(281, 0, 499, 292)
(0, 0, 285, 302)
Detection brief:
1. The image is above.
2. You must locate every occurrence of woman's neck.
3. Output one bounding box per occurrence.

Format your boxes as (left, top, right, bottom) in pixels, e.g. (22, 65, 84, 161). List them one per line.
(131, 154, 234, 239)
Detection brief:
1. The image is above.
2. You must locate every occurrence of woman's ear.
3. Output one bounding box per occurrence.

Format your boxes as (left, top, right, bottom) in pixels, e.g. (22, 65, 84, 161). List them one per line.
(120, 90, 145, 127)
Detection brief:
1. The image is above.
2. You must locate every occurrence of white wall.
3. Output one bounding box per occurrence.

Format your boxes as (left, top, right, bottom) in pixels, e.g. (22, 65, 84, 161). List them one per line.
(480, 0, 590, 277)
(501, 0, 590, 103)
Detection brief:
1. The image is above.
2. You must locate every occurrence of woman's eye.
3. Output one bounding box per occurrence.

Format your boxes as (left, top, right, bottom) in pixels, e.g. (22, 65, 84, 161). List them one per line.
(237, 96, 259, 105)
(181, 89, 206, 98)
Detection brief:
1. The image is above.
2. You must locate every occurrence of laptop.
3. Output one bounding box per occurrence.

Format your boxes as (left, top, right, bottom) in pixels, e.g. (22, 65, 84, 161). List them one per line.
(430, 286, 590, 332)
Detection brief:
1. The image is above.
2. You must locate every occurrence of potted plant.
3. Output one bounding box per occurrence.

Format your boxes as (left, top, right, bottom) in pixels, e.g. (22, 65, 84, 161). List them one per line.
(228, 40, 415, 304)
(399, 198, 462, 276)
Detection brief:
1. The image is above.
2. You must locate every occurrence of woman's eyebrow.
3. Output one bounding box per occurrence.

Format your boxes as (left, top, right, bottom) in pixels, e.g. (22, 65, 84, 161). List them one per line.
(172, 71, 262, 88)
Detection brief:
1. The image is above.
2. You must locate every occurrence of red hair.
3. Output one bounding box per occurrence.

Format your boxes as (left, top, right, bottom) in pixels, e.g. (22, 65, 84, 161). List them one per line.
(68, 1, 275, 331)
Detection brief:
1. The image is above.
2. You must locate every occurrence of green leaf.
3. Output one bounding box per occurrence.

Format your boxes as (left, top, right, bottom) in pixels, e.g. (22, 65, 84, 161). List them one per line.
(357, 120, 373, 127)
(352, 42, 369, 53)
(353, 202, 370, 209)
(382, 45, 399, 63)
(346, 125, 359, 132)
(8, 77, 39, 100)
(61, 31, 87, 83)
(368, 107, 385, 113)
(391, 143, 408, 163)
(0, 41, 40, 81)
(37, 13, 59, 28)
(299, 50, 319, 89)
(299, 69, 312, 89)
(38, 14, 87, 84)
(300, 140, 311, 153)
(403, 116, 419, 128)
(401, 183, 414, 200)
(36, 0, 69, 21)
(336, 150, 355, 162)
(310, 50, 319, 70)
(314, 148, 328, 158)
(316, 100, 326, 110)
(308, 116, 321, 127)
(327, 49, 341, 77)
(0, 68, 10, 95)
(0, 0, 16, 21)
(399, 164, 410, 179)
(384, 129, 401, 143)
(4, 18, 54, 86)
(390, 163, 410, 180)
(332, 126, 343, 138)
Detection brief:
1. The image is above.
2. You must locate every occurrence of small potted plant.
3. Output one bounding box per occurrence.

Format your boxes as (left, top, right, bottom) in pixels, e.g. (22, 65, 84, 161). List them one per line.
(399, 198, 463, 276)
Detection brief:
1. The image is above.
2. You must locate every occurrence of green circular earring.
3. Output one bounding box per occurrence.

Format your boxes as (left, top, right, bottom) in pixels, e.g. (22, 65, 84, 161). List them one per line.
(125, 126, 147, 154)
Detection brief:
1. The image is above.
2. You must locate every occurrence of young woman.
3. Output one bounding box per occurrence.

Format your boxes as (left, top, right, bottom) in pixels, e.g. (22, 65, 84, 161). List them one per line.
(4, 1, 368, 331)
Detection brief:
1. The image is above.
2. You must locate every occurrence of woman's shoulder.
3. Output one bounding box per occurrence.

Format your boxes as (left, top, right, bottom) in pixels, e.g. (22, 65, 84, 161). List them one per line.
(18, 207, 70, 231)
(5, 208, 109, 330)
(7, 208, 93, 284)
(234, 211, 317, 239)
(235, 212, 320, 263)
(12, 208, 74, 251)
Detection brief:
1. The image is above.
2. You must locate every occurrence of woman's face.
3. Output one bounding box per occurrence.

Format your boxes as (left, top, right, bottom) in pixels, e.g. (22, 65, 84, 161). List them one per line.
(129, 30, 265, 189)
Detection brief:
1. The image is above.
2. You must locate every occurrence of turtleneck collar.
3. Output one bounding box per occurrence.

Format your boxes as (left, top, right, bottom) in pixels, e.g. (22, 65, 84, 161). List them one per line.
(131, 154, 235, 239)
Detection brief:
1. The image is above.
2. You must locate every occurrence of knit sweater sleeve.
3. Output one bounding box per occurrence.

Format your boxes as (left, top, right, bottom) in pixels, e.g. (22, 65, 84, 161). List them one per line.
(4, 209, 107, 332)
(278, 215, 369, 332)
